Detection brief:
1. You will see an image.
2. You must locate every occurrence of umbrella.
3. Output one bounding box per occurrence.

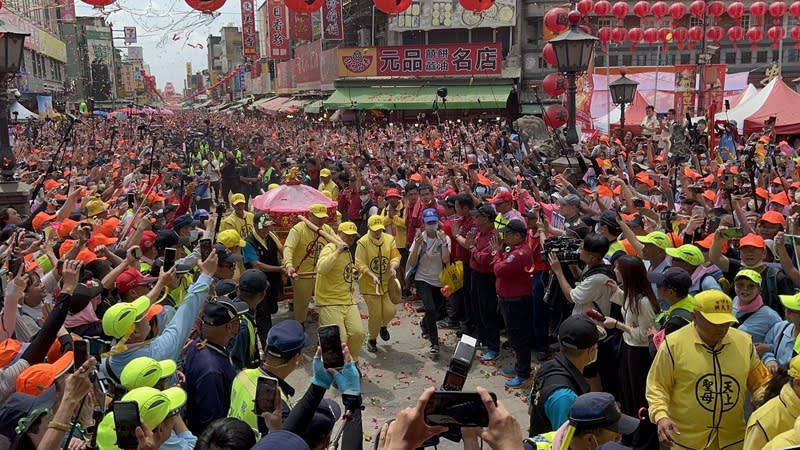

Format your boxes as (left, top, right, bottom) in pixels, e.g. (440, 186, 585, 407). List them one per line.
(113, 107, 140, 115)
(108, 112, 128, 119)
(92, 110, 108, 117)
(252, 183, 337, 231)
(157, 108, 174, 116)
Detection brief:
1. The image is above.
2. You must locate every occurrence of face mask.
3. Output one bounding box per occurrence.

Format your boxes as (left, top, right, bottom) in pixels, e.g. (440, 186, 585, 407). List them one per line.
(588, 346, 598, 365)
(425, 224, 438, 233)
(594, 224, 601, 233)
(189, 230, 199, 242)
(360, 195, 370, 202)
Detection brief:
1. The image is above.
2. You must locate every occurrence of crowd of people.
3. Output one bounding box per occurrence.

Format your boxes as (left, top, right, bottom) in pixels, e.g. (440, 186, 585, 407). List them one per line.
(0, 105, 798, 450)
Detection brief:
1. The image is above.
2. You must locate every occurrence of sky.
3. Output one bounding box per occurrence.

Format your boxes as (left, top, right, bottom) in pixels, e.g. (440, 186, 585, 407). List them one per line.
(75, 0, 249, 91)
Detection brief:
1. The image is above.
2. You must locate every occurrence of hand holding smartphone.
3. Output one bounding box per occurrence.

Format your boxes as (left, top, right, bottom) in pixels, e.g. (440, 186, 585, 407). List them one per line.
(112, 401, 141, 450)
(163, 247, 176, 271)
(423, 391, 497, 427)
(318, 324, 345, 369)
(255, 376, 279, 414)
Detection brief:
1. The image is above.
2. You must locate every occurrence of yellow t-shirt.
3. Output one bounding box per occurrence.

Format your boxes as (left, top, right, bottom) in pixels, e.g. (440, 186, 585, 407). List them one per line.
(221, 212, 255, 240)
(314, 242, 356, 306)
(319, 180, 340, 201)
(283, 221, 334, 276)
(355, 233, 401, 294)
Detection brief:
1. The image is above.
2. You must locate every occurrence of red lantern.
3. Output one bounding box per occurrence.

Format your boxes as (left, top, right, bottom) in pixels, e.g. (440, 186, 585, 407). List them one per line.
(82, 0, 116, 6)
(577, 0, 594, 15)
(673, 26, 688, 48)
(728, 2, 745, 19)
(750, 1, 768, 16)
(706, 26, 723, 42)
(769, 1, 787, 17)
(598, 27, 613, 44)
(643, 27, 659, 44)
(791, 25, 800, 48)
(375, 0, 412, 13)
(543, 73, 568, 97)
(285, 0, 322, 12)
(652, 1, 668, 17)
(728, 25, 745, 47)
(611, 1, 629, 19)
(633, 1, 650, 17)
(747, 26, 764, 49)
(543, 43, 557, 65)
(185, 0, 226, 12)
(669, 3, 686, 20)
(544, 8, 570, 33)
(628, 27, 645, 44)
(594, 0, 612, 16)
(688, 25, 704, 42)
(459, 0, 493, 12)
(707, 1, 725, 17)
(689, 0, 706, 17)
(657, 27, 673, 42)
(544, 105, 568, 128)
(768, 25, 785, 47)
(612, 26, 628, 43)
(791, 1, 800, 17)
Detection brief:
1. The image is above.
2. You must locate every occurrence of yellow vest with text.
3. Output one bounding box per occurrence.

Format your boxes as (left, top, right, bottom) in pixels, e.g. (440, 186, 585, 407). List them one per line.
(228, 368, 292, 430)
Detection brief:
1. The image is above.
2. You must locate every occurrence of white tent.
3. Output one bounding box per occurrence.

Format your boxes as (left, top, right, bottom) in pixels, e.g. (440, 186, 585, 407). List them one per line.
(714, 78, 777, 133)
(9, 102, 36, 122)
(725, 83, 759, 109)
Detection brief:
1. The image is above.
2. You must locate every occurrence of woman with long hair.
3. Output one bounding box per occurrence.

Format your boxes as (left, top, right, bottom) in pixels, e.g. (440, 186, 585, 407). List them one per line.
(604, 255, 660, 449)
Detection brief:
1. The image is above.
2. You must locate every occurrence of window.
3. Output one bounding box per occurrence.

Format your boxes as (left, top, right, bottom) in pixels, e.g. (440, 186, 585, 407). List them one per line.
(757, 50, 768, 63)
(609, 55, 618, 65)
(594, 54, 605, 66)
(622, 54, 632, 66)
(689, 17, 703, 28)
(596, 18, 614, 31)
(741, 51, 752, 64)
(637, 54, 647, 65)
(725, 51, 736, 64)
(740, 14, 751, 30)
(680, 53, 691, 64)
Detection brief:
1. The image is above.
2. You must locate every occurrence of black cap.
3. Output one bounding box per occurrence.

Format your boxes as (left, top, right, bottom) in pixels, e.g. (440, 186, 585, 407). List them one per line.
(500, 219, 527, 234)
(214, 279, 238, 298)
(470, 202, 496, 218)
(647, 267, 692, 291)
(71, 282, 103, 306)
(155, 229, 180, 249)
(202, 298, 248, 326)
(587, 210, 618, 228)
(569, 392, 639, 435)
(558, 315, 600, 350)
(239, 269, 269, 293)
(266, 320, 310, 358)
(214, 244, 243, 264)
(625, 215, 645, 228)
(172, 215, 200, 231)
(438, 196, 457, 208)
(301, 399, 342, 442)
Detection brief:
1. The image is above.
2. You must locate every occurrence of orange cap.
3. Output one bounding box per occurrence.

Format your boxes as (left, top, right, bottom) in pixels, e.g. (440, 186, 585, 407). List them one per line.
(770, 191, 790, 206)
(702, 190, 716, 203)
(16, 351, 74, 396)
(756, 187, 769, 199)
(694, 233, 717, 250)
(0, 339, 24, 368)
(43, 179, 61, 191)
(97, 217, 120, 237)
(32, 212, 56, 231)
(739, 233, 766, 249)
(56, 219, 79, 238)
(409, 173, 423, 182)
(759, 210, 787, 227)
(87, 233, 118, 251)
(684, 167, 702, 180)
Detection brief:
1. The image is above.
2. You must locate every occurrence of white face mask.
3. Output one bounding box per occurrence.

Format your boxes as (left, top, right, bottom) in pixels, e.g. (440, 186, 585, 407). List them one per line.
(594, 224, 601, 233)
(588, 346, 598, 365)
(360, 194, 370, 203)
(189, 230, 199, 242)
(425, 224, 438, 233)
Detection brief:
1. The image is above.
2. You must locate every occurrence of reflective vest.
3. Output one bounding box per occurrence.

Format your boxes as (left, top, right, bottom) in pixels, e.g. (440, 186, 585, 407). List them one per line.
(525, 433, 557, 450)
(228, 368, 292, 431)
(242, 314, 258, 368)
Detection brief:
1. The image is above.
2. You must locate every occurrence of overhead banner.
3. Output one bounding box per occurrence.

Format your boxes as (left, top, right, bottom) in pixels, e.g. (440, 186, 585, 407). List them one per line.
(674, 65, 697, 118)
(701, 65, 726, 116)
(59, 0, 77, 24)
(295, 40, 322, 90)
(37, 95, 54, 118)
(320, 47, 338, 91)
(85, 26, 115, 101)
(241, 0, 258, 60)
(267, 0, 289, 59)
(389, 0, 515, 31)
(675, 64, 726, 117)
(338, 43, 503, 78)
(322, 0, 344, 40)
(276, 60, 296, 93)
(289, 10, 312, 41)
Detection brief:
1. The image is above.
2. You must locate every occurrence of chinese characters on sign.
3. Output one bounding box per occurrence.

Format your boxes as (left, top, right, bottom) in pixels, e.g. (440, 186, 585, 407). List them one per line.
(338, 43, 502, 77)
(241, 0, 258, 59)
(322, 0, 344, 40)
(268, 0, 289, 59)
(289, 10, 312, 41)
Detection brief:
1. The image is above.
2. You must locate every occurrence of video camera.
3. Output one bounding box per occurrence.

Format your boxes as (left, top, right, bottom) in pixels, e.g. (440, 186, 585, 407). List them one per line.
(442, 335, 477, 391)
(543, 236, 582, 265)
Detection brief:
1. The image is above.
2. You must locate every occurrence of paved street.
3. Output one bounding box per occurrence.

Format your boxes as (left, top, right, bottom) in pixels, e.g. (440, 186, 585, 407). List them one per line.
(276, 295, 533, 448)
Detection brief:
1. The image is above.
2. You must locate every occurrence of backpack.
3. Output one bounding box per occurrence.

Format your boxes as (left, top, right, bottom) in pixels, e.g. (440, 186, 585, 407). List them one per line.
(763, 263, 781, 312)
(700, 272, 733, 297)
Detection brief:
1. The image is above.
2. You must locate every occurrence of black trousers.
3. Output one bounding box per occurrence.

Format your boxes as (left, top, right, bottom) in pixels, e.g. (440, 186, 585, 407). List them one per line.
(471, 270, 499, 351)
(416, 280, 445, 346)
(499, 296, 533, 377)
(620, 341, 659, 449)
(462, 265, 477, 335)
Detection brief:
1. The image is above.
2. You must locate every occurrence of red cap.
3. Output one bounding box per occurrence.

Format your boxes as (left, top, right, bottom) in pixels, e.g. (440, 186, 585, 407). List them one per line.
(759, 210, 787, 228)
(115, 268, 158, 294)
(489, 191, 513, 205)
(140, 230, 157, 249)
(385, 188, 402, 199)
(739, 233, 766, 249)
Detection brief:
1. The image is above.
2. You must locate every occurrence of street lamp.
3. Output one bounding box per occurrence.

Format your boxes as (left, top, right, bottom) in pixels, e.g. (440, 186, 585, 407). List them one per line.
(548, 10, 598, 147)
(0, 20, 29, 181)
(608, 69, 639, 138)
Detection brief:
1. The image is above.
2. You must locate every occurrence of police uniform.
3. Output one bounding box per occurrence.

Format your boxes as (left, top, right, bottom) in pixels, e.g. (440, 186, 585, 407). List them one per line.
(228, 269, 270, 371)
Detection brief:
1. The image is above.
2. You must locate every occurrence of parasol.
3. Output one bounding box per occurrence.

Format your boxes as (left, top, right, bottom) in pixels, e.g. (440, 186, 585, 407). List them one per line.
(252, 183, 337, 231)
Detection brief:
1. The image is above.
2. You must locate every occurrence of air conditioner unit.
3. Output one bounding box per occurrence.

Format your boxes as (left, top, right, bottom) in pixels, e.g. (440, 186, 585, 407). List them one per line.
(357, 28, 371, 46)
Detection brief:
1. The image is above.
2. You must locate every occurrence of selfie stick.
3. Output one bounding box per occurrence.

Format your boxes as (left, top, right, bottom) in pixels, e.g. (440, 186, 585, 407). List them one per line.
(61, 395, 87, 450)
(30, 115, 78, 203)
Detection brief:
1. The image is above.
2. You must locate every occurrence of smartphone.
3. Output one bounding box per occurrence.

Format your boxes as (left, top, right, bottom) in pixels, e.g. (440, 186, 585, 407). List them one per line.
(112, 401, 141, 450)
(723, 173, 735, 190)
(255, 376, 278, 414)
(216, 203, 226, 215)
(783, 234, 800, 246)
(127, 192, 135, 209)
(163, 248, 176, 271)
(423, 391, 497, 427)
(659, 212, 675, 222)
(318, 324, 345, 369)
(73, 340, 88, 371)
(442, 370, 467, 391)
(133, 247, 143, 259)
(199, 238, 213, 261)
(720, 228, 744, 239)
(8, 256, 22, 275)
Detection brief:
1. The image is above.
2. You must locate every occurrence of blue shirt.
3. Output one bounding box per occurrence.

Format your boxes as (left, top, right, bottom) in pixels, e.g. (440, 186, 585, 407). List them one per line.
(242, 241, 259, 265)
(183, 338, 237, 435)
(544, 387, 577, 430)
(733, 300, 782, 344)
(762, 320, 796, 366)
(161, 431, 197, 450)
(689, 270, 723, 295)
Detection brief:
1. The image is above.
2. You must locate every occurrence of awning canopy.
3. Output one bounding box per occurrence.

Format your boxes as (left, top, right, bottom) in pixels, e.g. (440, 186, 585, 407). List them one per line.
(323, 85, 512, 110)
(258, 96, 292, 112)
(251, 96, 276, 108)
(278, 99, 309, 114)
(304, 100, 323, 114)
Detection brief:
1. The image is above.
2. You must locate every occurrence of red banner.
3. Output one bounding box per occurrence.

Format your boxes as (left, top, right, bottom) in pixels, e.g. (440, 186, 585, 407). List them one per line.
(267, 0, 289, 60)
(295, 40, 322, 90)
(289, 10, 312, 41)
(701, 65, 726, 116)
(322, 0, 344, 40)
(320, 47, 338, 90)
(58, 0, 76, 23)
(241, 0, 258, 60)
(276, 60, 296, 91)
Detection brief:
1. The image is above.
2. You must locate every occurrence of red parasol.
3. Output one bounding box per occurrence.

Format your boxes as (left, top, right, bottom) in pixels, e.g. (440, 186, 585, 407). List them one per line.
(251, 183, 337, 231)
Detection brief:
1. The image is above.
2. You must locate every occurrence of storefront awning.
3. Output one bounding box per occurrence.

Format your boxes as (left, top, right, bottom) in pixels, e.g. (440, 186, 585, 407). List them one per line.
(323, 85, 512, 110)
(251, 96, 276, 108)
(304, 100, 323, 114)
(278, 99, 309, 114)
(258, 96, 292, 112)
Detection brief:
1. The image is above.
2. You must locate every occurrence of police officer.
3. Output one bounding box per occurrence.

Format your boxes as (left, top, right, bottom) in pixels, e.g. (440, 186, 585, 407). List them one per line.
(492, 219, 534, 389)
(228, 269, 270, 371)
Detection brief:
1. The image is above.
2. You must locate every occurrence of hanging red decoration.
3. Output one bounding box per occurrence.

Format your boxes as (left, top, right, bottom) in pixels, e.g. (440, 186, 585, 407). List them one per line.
(82, 0, 116, 6)
(669, 3, 687, 20)
(707, 1, 725, 17)
(750, 1, 768, 17)
(544, 105, 568, 128)
(285, 0, 323, 13)
(542, 73, 568, 97)
(747, 26, 764, 50)
(598, 27, 613, 44)
(544, 8, 570, 33)
(728, 2, 745, 20)
(611, 1, 629, 19)
(689, 0, 706, 18)
(612, 26, 628, 43)
(185, 0, 226, 12)
(791, 25, 800, 48)
(577, 0, 594, 15)
(657, 27, 673, 42)
(769, 1, 787, 17)
(728, 25, 745, 47)
(706, 26, 724, 42)
(375, 0, 412, 14)
(627, 27, 645, 47)
(643, 27, 659, 44)
(543, 43, 557, 65)
(791, 1, 800, 17)
(652, 1, 668, 19)
(459, 0, 493, 12)
(594, 0, 612, 16)
(633, 1, 650, 18)
(673, 26, 688, 48)
(767, 25, 785, 47)
(688, 25, 704, 49)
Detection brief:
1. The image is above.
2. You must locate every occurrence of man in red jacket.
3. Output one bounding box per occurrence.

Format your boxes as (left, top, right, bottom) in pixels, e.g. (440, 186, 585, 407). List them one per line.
(492, 218, 534, 388)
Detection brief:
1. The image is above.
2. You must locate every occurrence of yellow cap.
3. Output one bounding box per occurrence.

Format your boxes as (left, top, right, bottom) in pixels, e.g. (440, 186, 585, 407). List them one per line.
(320, 168, 331, 177)
(735, 269, 762, 285)
(268, 183, 279, 191)
(85, 197, 109, 217)
(217, 229, 245, 249)
(102, 296, 150, 339)
(368, 215, 385, 231)
(666, 244, 704, 266)
(693, 290, 738, 325)
(788, 355, 800, 378)
(781, 292, 800, 312)
(120, 357, 177, 389)
(309, 203, 328, 219)
(231, 193, 246, 205)
(338, 222, 358, 236)
(638, 231, 673, 250)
